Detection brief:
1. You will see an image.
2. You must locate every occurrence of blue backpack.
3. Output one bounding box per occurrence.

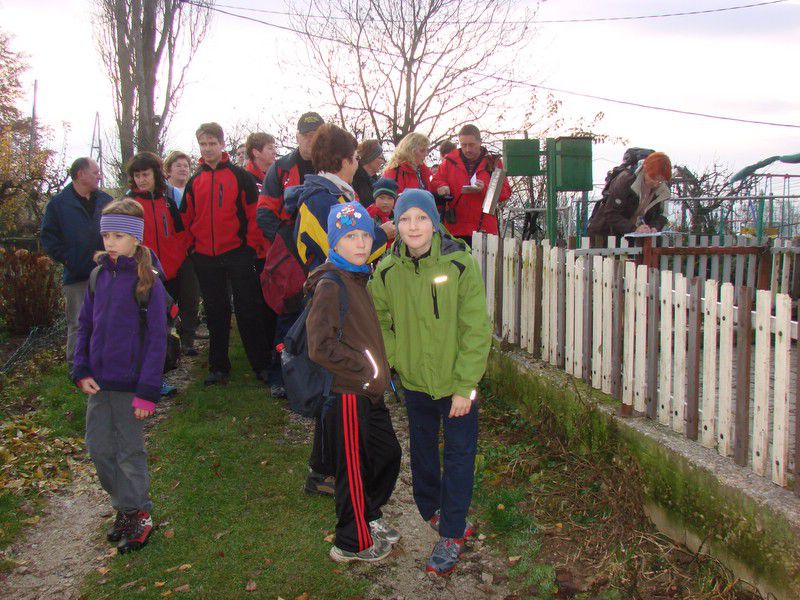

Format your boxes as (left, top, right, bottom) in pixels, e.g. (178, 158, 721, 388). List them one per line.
(281, 271, 348, 418)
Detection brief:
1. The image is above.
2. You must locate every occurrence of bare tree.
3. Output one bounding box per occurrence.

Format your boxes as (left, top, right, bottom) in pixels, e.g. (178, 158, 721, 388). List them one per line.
(292, 0, 541, 145)
(95, 0, 212, 181)
(669, 164, 758, 235)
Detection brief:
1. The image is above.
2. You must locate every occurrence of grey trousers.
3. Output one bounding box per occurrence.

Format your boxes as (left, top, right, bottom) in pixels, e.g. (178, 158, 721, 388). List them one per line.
(64, 280, 88, 374)
(85, 390, 152, 513)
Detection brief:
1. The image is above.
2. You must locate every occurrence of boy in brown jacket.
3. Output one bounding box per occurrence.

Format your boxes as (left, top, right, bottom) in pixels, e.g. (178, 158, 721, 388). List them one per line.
(306, 201, 402, 563)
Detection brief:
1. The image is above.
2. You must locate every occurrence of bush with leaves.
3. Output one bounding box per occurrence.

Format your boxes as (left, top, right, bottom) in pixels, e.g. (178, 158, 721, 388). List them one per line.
(0, 248, 62, 334)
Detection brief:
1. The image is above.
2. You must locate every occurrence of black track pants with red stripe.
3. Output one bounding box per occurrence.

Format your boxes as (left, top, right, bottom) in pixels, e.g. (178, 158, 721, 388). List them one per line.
(332, 393, 401, 553)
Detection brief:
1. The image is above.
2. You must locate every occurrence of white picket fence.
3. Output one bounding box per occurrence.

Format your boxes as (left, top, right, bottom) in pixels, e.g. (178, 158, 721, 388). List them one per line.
(474, 232, 799, 490)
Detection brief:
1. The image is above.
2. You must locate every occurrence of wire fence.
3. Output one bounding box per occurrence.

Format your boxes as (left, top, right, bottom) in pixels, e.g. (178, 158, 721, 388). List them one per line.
(1, 317, 66, 375)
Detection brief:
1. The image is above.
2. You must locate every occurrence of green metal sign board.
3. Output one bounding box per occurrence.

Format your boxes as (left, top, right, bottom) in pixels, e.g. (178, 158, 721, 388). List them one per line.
(554, 137, 593, 192)
(502, 139, 543, 176)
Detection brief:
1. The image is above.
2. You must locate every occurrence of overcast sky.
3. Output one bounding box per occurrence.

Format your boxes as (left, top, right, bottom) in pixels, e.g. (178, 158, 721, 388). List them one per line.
(2, 0, 799, 191)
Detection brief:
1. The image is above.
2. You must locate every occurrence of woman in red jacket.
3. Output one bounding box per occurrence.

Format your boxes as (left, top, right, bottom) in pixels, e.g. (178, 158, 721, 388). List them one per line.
(126, 152, 195, 357)
(383, 132, 432, 193)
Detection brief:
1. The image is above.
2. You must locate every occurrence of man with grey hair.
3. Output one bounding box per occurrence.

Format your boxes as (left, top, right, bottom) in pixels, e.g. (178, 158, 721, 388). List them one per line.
(40, 157, 113, 371)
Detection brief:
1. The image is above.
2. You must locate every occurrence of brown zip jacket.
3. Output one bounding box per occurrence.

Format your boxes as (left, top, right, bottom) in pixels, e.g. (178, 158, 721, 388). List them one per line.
(305, 263, 391, 402)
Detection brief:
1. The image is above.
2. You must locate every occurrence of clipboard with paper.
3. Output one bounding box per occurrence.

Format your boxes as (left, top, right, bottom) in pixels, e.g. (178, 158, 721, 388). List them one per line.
(481, 167, 507, 214)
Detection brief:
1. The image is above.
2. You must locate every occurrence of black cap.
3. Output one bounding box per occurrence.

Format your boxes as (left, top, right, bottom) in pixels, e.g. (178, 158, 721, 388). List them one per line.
(297, 112, 324, 134)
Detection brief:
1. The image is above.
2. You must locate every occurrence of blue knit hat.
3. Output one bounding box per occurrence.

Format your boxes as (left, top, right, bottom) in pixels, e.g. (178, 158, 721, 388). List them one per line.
(372, 177, 399, 200)
(393, 188, 440, 231)
(327, 201, 375, 250)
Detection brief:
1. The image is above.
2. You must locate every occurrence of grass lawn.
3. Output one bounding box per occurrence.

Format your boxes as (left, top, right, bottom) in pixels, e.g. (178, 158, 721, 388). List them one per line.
(81, 338, 370, 599)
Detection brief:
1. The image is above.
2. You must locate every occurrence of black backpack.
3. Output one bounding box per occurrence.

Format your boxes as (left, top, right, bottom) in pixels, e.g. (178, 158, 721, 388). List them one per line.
(281, 271, 347, 418)
(589, 148, 655, 223)
(88, 265, 181, 373)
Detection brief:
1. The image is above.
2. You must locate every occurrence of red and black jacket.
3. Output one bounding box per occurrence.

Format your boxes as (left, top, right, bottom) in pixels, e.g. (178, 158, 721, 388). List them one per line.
(245, 160, 266, 194)
(245, 160, 269, 259)
(430, 148, 511, 237)
(256, 149, 316, 241)
(384, 161, 432, 194)
(180, 153, 260, 257)
(128, 187, 189, 281)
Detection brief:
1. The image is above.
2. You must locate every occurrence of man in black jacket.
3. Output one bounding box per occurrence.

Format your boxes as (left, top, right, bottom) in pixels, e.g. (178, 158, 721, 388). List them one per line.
(40, 158, 112, 371)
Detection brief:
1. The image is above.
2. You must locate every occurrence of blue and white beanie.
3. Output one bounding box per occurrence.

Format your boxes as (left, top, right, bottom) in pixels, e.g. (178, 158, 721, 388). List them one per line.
(327, 201, 375, 249)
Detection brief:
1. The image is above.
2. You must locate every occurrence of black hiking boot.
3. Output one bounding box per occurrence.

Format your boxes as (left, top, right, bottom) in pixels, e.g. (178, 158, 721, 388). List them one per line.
(304, 470, 335, 496)
(203, 371, 228, 386)
(117, 511, 154, 554)
(106, 511, 129, 543)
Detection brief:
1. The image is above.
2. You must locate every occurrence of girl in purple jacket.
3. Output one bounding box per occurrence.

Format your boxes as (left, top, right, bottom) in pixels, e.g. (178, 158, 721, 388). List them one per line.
(72, 198, 167, 554)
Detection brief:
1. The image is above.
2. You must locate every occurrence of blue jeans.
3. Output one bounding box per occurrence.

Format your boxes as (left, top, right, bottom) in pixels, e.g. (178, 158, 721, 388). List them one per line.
(403, 389, 478, 539)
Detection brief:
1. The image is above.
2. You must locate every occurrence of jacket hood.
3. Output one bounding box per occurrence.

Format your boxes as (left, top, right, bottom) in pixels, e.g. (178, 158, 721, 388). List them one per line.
(284, 174, 346, 216)
(303, 262, 369, 296)
(391, 229, 467, 263)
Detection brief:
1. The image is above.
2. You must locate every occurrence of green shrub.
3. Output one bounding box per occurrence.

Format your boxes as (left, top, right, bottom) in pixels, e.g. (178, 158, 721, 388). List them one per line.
(0, 247, 61, 333)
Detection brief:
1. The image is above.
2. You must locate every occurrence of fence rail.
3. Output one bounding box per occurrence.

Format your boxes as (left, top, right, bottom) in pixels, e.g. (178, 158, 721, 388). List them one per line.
(474, 232, 800, 494)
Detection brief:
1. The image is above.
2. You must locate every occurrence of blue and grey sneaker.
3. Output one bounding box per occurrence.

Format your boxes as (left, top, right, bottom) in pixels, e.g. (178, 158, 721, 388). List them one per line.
(369, 518, 401, 544)
(160, 380, 177, 397)
(426, 536, 463, 576)
(428, 509, 475, 539)
(329, 537, 392, 563)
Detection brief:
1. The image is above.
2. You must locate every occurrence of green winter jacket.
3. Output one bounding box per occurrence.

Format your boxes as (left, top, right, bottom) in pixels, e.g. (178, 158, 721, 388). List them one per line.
(368, 232, 491, 400)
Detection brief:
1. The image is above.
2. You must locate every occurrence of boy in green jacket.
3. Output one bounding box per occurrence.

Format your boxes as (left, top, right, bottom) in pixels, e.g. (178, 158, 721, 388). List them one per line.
(368, 189, 491, 575)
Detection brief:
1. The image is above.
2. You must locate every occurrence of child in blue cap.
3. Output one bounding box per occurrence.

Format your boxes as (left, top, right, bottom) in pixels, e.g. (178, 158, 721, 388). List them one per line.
(305, 201, 402, 563)
(369, 188, 491, 576)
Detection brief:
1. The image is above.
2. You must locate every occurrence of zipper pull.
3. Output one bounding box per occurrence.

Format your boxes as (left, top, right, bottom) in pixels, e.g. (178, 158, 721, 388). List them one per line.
(162, 214, 169, 237)
(218, 185, 223, 208)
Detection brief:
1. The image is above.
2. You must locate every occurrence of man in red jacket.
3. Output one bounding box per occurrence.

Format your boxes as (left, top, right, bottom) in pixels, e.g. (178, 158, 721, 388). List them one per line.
(256, 112, 323, 242)
(181, 122, 269, 386)
(431, 124, 511, 245)
(244, 131, 282, 394)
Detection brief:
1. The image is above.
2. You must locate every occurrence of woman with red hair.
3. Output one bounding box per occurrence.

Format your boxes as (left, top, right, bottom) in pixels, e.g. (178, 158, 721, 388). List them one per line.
(588, 151, 673, 238)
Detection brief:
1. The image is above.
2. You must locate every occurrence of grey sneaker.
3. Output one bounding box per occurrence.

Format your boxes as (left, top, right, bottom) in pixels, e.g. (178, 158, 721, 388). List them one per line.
(369, 517, 401, 544)
(329, 537, 392, 563)
(428, 509, 475, 539)
(426, 536, 463, 576)
(304, 470, 335, 496)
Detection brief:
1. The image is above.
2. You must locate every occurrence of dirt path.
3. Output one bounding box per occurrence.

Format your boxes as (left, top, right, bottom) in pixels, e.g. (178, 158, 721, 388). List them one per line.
(363, 403, 512, 599)
(0, 340, 205, 600)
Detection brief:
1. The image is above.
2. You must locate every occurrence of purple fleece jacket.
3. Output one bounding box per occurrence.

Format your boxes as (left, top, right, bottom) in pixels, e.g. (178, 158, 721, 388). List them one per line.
(72, 253, 167, 406)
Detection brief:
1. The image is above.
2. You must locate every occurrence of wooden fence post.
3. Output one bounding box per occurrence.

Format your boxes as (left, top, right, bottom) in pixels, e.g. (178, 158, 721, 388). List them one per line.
(701, 279, 719, 449)
(658, 270, 673, 427)
(672, 274, 688, 434)
(601, 257, 614, 394)
(610, 260, 624, 401)
(796, 323, 800, 496)
(734, 286, 753, 467)
(582, 255, 593, 384)
(592, 255, 604, 389)
(533, 244, 543, 359)
(719, 282, 735, 457)
(573, 256, 585, 379)
(555, 248, 566, 368)
(646, 268, 661, 420)
(752, 289, 772, 476)
(634, 265, 648, 414)
(514, 239, 523, 346)
(685, 277, 702, 441)
(565, 251, 575, 375)
(772, 293, 791, 486)
(494, 234, 504, 337)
